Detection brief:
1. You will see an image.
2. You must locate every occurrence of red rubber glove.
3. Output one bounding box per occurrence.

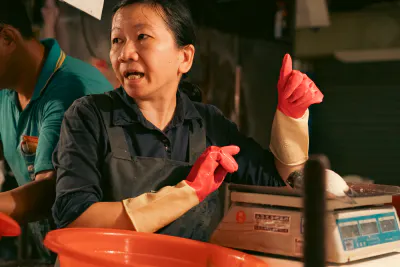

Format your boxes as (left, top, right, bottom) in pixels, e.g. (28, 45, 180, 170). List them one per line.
(185, 146, 240, 202)
(0, 213, 21, 238)
(277, 54, 324, 119)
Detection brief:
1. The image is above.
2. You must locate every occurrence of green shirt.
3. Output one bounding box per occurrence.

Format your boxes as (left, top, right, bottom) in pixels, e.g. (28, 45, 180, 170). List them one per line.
(0, 38, 113, 186)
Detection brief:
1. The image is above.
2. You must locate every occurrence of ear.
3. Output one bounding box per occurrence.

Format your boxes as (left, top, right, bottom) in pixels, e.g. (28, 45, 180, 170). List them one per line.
(0, 26, 19, 54)
(178, 44, 195, 75)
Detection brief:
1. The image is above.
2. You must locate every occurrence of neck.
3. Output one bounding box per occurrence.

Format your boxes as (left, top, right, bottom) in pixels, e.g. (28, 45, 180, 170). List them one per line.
(136, 90, 177, 131)
(15, 39, 46, 110)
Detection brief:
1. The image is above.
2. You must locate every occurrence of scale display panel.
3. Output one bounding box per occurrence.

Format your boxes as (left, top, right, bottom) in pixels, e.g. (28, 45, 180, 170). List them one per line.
(337, 212, 400, 251)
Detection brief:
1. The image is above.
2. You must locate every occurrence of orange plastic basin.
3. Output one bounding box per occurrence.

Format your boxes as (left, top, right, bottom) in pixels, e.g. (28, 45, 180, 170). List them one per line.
(44, 228, 267, 267)
(0, 212, 21, 238)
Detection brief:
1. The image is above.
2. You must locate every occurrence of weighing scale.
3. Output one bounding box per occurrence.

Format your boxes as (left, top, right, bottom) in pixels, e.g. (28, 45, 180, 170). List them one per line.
(211, 183, 400, 264)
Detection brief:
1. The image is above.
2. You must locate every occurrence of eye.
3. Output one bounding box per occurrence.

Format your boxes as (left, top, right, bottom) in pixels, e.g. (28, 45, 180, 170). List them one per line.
(112, 38, 121, 44)
(138, 34, 149, 41)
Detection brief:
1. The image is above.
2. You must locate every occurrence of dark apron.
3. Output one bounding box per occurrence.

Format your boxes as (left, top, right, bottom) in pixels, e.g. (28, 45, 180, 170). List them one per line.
(93, 93, 221, 242)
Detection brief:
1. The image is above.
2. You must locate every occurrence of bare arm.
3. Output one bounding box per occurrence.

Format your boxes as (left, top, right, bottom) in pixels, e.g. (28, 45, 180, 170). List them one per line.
(0, 141, 55, 223)
(0, 173, 55, 224)
(67, 202, 133, 230)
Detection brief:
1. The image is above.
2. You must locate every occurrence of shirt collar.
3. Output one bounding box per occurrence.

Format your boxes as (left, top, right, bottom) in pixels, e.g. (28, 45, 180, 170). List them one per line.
(112, 87, 202, 128)
(31, 39, 66, 101)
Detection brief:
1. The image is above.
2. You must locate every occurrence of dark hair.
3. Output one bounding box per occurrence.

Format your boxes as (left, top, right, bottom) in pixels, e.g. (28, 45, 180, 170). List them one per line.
(0, 0, 34, 39)
(113, 0, 202, 102)
(179, 80, 202, 102)
(113, 0, 196, 47)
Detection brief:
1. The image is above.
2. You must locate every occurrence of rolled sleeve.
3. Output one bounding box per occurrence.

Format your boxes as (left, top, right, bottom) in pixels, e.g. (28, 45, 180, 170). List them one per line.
(210, 106, 285, 187)
(35, 102, 63, 174)
(52, 98, 105, 228)
(34, 81, 86, 175)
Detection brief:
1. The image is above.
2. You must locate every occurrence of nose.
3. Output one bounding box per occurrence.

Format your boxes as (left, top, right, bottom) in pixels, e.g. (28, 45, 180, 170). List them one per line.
(118, 40, 139, 63)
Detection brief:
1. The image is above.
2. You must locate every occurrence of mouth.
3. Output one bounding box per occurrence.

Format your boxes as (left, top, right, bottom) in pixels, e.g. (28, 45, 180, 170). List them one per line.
(124, 71, 145, 80)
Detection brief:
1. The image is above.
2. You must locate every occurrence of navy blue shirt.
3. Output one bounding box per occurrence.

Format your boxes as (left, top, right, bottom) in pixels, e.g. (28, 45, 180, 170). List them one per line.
(52, 87, 285, 228)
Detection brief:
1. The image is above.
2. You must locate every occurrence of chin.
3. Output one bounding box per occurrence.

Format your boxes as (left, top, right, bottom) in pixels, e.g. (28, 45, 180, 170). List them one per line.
(123, 86, 153, 100)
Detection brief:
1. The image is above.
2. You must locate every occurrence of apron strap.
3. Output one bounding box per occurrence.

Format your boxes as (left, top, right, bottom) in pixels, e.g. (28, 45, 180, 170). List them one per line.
(91, 94, 131, 160)
(189, 119, 206, 165)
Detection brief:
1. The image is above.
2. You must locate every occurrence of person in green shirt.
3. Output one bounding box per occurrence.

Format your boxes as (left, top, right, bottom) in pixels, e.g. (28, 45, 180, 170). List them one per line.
(0, 0, 113, 263)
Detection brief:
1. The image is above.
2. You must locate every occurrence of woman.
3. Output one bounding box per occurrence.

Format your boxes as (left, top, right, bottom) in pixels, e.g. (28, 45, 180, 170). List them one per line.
(52, 0, 323, 242)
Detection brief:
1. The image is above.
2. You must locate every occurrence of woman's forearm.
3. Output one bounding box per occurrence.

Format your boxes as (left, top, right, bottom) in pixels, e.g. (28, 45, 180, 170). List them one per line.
(67, 202, 134, 230)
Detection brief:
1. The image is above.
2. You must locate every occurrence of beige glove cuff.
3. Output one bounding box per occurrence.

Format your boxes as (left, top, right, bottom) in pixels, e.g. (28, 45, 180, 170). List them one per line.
(122, 181, 199, 233)
(269, 109, 309, 166)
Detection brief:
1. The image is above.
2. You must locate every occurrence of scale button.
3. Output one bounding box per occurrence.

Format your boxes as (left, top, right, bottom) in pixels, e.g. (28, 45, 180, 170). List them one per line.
(236, 211, 246, 223)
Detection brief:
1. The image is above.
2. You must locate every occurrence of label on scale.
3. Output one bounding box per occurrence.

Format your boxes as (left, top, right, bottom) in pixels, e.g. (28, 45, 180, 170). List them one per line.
(254, 213, 291, 234)
(337, 212, 400, 251)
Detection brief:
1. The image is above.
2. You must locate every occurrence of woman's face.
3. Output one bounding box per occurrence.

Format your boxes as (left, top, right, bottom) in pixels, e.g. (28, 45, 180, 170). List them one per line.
(110, 3, 194, 100)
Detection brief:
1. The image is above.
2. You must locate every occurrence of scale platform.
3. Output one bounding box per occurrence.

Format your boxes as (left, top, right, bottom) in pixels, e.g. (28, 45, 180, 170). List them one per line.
(211, 183, 400, 264)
